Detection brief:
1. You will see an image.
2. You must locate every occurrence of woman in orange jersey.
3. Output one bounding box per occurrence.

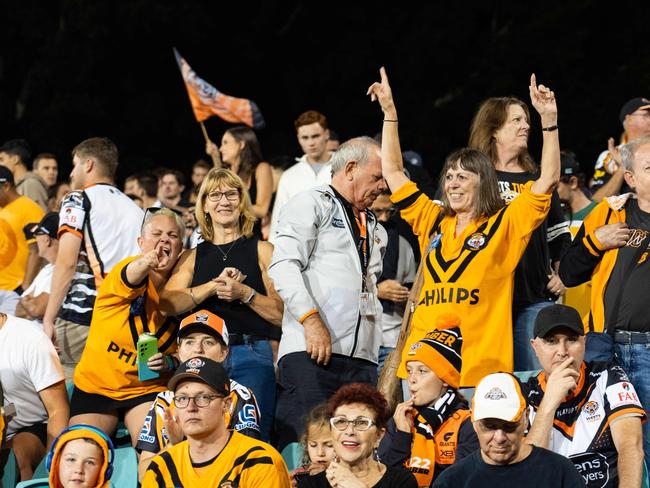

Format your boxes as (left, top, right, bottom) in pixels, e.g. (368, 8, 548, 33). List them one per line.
(366, 67, 560, 388)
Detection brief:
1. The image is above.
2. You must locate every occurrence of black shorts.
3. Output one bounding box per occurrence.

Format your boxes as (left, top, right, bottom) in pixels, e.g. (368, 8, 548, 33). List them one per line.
(12, 422, 48, 446)
(69, 387, 160, 419)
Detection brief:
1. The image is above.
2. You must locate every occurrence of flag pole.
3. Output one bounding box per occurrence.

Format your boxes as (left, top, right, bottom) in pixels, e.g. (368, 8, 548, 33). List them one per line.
(199, 121, 211, 144)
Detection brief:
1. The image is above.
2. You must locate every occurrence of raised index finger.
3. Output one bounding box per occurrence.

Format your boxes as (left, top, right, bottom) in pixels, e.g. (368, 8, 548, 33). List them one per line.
(530, 73, 537, 91)
(380, 66, 389, 84)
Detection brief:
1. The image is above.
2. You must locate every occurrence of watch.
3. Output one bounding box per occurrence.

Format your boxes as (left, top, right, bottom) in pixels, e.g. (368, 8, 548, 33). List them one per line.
(241, 288, 257, 305)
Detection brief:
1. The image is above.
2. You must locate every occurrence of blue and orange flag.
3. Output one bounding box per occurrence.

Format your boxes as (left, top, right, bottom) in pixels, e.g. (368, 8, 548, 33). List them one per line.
(173, 48, 265, 129)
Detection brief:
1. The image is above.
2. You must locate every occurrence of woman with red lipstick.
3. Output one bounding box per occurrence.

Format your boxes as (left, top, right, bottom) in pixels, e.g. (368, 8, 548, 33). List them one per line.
(298, 383, 417, 487)
(378, 315, 478, 487)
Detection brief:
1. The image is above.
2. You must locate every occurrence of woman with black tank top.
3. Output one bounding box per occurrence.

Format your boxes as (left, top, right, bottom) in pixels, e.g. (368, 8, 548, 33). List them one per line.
(206, 126, 273, 239)
(160, 168, 283, 441)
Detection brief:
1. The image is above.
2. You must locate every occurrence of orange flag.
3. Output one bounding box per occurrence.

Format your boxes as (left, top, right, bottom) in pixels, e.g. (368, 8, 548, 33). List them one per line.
(174, 48, 265, 129)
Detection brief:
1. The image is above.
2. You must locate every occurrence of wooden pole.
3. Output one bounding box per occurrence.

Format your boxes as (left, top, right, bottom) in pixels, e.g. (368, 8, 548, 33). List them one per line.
(377, 255, 426, 413)
(199, 121, 210, 144)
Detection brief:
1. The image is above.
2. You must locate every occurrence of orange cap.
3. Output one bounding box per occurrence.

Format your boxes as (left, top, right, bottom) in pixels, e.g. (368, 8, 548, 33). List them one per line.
(179, 310, 229, 346)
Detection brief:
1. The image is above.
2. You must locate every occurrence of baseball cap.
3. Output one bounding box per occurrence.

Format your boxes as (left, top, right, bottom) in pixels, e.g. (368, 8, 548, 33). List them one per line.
(560, 152, 582, 177)
(168, 356, 230, 395)
(472, 372, 527, 422)
(619, 97, 650, 124)
(0, 165, 14, 185)
(533, 304, 584, 338)
(24, 212, 59, 240)
(406, 313, 463, 389)
(178, 309, 229, 346)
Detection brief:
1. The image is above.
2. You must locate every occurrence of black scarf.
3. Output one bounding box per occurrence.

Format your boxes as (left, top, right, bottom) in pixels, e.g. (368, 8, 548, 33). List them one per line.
(414, 390, 467, 437)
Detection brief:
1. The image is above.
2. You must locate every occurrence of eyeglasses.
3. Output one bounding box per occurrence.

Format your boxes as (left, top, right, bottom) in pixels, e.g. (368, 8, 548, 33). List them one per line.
(173, 394, 222, 409)
(330, 416, 375, 431)
(207, 190, 239, 202)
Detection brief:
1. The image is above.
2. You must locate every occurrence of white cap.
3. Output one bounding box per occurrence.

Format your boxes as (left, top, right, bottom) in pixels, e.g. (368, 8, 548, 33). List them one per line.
(472, 373, 527, 423)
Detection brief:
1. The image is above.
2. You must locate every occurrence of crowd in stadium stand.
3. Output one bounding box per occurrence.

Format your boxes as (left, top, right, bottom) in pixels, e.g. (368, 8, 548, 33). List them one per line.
(1, 68, 650, 487)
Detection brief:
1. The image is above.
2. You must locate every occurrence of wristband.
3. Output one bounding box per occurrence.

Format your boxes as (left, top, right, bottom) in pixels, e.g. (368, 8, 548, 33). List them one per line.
(189, 287, 198, 306)
(542, 125, 558, 132)
(241, 288, 256, 305)
(383, 119, 398, 123)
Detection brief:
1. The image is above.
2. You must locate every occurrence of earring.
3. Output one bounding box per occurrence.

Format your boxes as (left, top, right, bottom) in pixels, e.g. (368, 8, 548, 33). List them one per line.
(373, 447, 380, 462)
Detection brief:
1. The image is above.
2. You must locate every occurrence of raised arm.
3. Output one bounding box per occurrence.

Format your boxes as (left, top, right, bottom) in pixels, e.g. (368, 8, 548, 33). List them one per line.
(529, 73, 560, 195)
(367, 67, 410, 192)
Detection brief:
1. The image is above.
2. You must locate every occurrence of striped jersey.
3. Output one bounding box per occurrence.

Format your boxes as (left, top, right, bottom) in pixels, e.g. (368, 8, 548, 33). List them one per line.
(392, 181, 551, 386)
(524, 361, 646, 487)
(136, 379, 261, 454)
(142, 430, 290, 488)
(58, 183, 142, 325)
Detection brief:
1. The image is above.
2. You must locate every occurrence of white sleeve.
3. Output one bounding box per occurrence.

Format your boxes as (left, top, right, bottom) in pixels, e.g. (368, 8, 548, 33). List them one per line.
(268, 191, 321, 320)
(27, 332, 65, 392)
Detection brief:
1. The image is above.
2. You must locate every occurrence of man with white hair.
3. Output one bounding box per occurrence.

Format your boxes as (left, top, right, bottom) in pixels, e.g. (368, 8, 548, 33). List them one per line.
(269, 136, 387, 450)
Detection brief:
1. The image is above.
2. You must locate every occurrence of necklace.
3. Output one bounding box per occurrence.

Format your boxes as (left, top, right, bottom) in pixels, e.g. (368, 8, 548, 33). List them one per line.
(215, 237, 240, 261)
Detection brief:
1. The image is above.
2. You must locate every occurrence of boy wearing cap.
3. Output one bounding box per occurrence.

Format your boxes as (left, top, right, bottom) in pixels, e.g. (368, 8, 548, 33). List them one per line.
(433, 372, 583, 487)
(136, 309, 260, 481)
(591, 97, 650, 200)
(142, 357, 290, 487)
(15, 212, 60, 324)
(378, 315, 478, 486)
(524, 304, 646, 488)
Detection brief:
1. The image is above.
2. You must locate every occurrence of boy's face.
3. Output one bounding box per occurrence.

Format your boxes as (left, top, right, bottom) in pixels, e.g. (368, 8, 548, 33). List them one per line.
(58, 438, 103, 488)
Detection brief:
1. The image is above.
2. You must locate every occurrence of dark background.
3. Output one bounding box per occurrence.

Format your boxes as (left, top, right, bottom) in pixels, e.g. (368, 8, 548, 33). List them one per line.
(1, 1, 649, 186)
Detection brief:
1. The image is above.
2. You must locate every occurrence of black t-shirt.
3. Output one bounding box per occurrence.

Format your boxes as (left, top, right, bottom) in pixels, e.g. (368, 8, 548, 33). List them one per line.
(496, 171, 571, 310)
(297, 465, 417, 488)
(604, 199, 650, 332)
(432, 446, 584, 487)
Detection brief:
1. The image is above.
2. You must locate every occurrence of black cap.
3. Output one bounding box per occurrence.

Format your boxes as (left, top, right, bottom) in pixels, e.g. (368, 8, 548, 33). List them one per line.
(560, 152, 582, 177)
(23, 212, 59, 240)
(168, 356, 230, 396)
(0, 165, 14, 186)
(534, 304, 584, 338)
(619, 97, 650, 124)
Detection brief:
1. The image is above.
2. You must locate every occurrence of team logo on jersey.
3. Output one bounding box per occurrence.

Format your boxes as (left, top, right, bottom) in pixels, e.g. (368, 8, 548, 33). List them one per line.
(465, 232, 486, 251)
(484, 387, 506, 400)
(443, 432, 453, 441)
(583, 400, 602, 423)
(186, 358, 204, 369)
(332, 217, 345, 228)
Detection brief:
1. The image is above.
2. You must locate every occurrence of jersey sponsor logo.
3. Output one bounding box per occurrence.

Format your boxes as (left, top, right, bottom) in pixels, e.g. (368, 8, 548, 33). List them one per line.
(484, 387, 507, 400)
(571, 452, 610, 486)
(61, 204, 85, 230)
(138, 414, 156, 444)
(464, 232, 487, 251)
(606, 381, 641, 409)
(238, 404, 258, 425)
(107, 341, 137, 366)
(332, 217, 345, 228)
(419, 287, 479, 306)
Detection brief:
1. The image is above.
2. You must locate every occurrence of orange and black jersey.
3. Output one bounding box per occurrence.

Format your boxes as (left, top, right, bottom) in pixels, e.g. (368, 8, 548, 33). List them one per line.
(142, 431, 290, 488)
(378, 394, 477, 487)
(524, 361, 646, 487)
(74, 256, 178, 400)
(391, 181, 551, 386)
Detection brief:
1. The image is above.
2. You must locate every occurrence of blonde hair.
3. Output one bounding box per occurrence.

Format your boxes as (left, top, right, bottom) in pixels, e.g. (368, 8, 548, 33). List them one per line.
(195, 168, 256, 241)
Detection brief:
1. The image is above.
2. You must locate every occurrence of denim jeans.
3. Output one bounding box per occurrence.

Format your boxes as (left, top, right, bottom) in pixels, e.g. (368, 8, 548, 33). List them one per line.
(223, 339, 276, 442)
(513, 300, 554, 372)
(614, 342, 650, 466)
(377, 346, 395, 376)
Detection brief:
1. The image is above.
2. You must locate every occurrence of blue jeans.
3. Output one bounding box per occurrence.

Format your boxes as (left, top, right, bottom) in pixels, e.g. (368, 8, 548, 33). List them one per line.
(513, 301, 554, 372)
(377, 346, 395, 376)
(223, 340, 276, 442)
(614, 343, 650, 466)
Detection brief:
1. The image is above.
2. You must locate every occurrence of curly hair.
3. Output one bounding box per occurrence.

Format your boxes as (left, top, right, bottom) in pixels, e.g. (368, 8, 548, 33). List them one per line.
(326, 383, 390, 430)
